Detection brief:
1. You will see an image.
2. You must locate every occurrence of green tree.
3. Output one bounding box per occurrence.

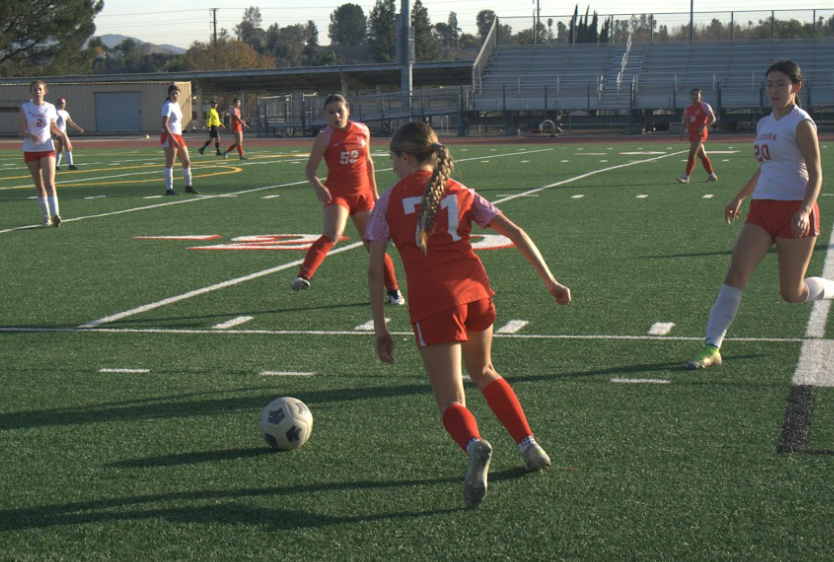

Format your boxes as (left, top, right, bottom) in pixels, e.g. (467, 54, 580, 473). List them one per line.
(476, 10, 496, 40)
(367, 0, 396, 62)
(412, 0, 440, 60)
(235, 7, 266, 52)
(435, 12, 461, 50)
(0, 0, 104, 76)
(183, 38, 275, 71)
(329, 4, 367, 46)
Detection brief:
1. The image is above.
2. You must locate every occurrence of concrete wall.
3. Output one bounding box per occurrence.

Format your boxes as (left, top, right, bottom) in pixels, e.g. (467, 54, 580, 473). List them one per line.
(0, 81, 192, 135)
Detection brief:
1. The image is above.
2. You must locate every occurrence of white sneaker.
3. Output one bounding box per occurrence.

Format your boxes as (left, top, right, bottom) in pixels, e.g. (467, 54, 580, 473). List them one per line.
(706, 173, 718, 183)
(463, 439, 492, 508)
(676, 176, 690, 184)
(386, 290, 405, 306)
(522, 443, 552, 471)
(291, 276, 310, 291)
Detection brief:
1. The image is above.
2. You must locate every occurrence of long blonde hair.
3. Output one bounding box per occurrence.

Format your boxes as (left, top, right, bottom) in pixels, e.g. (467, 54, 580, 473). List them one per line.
(390, 122, 454, 253)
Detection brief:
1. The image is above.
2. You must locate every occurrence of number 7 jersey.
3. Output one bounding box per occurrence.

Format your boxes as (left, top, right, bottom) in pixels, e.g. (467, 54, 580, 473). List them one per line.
(365, 170, 502, 323)
(322, 121, 372, 195)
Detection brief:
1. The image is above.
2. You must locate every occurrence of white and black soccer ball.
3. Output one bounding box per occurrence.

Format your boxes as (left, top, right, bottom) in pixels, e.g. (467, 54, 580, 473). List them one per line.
(260, 397, 313, 451)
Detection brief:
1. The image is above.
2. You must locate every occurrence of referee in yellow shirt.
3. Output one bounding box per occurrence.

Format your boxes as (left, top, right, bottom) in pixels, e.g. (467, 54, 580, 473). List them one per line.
(198, 100, 224, 156)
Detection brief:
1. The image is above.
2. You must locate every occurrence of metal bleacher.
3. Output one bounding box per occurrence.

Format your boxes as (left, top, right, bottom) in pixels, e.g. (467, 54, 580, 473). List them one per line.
(470, 39, 834, 113)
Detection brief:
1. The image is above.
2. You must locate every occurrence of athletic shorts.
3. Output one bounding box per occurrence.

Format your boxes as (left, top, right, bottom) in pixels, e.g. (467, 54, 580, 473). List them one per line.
(689, 129, 708, 143)
(231, 124, 243, 134)
(746, 199, 820, 239)
(160, 133, 186, 149)
(209, 126, 219, 139)
(412, 298, 496, 349)
(326, 191, 376, 216)
(23, 151, 56, 163)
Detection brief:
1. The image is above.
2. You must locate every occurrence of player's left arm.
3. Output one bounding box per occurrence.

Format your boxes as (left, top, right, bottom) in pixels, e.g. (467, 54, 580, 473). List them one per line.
(365, 130, 379, 199)
(368, 240, 394, 362)
(793, 119, 822, 237)
(705, 104, 717, 129)
(67, 117, 84, 134)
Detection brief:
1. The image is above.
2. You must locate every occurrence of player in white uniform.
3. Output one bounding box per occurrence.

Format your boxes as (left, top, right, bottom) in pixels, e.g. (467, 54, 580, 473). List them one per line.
(18, 80, 71, 227)
(54, 98, 84, 171)
(687, 60, 833, 370)
(160, 84, 198, 196)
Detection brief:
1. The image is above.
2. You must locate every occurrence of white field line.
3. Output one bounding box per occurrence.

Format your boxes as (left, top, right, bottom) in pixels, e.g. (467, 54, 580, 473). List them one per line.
(647, 322, 675, 336)
(98, 368, 150, 373)
(213, 316, 254, 330)
(496, 320, 529, 334)
(1, 149, 550, 235)
(491, 150, 687, 205)
(792, 214, 834, 386)
(611, 378, 671, 384)
(0, 325, 817, 344)
(355, 319, 389, 331)
(260, 371, 316, 376)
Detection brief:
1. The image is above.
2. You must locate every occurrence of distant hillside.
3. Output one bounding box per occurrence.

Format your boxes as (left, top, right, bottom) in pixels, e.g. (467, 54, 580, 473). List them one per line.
(97, 34, 186, 55)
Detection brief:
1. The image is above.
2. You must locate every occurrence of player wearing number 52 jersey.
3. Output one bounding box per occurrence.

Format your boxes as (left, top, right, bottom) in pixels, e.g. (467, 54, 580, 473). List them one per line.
(366, 122, 571, 508)
(686, 60, 833, 371)
(291, 94, 404, 305)
(677, 88, 718, 184)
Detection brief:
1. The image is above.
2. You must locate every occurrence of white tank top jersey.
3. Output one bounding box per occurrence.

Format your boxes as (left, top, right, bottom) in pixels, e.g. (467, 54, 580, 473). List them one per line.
(161, 100, 183, 135)
(753, 105, 816, 201)
(21, 100, 57, 152)
(56, 109, 70, 133)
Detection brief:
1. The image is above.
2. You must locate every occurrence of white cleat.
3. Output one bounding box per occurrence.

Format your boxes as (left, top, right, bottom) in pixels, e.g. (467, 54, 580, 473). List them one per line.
(676, 176, 690, 184)
(522, 443, 552, 472)
(463, 439, 492, 508)
(386, 290, 405, 306)
(291, 276, 310, 291)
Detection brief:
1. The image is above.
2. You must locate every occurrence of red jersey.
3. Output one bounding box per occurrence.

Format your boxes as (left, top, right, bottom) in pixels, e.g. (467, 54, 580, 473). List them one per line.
(321, 121, 372, 196)
(684, 101, 714, 139)
(230, 107, 243, 133)
(365, 170, 502, 322)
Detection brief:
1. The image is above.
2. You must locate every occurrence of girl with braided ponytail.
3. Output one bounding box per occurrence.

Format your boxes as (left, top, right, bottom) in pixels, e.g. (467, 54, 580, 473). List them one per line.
(365, 122, 571, 508)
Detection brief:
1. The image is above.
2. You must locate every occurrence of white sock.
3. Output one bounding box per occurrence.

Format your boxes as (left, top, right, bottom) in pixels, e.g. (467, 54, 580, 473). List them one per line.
(804, 277, 834, 301)
(182, 167, 192, 187)
(38, 197, 50, 221)
(164, 168, 173, 190)
(705, 284, 743, 348)
(56, 153, 63, 166)
(47, 195, 60, 217)
(518, 435, 537, 454)
(66, 151, 73, 165)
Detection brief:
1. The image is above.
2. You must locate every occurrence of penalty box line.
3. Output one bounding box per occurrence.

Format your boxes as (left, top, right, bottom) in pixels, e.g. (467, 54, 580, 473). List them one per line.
(77, 151, 681, 329)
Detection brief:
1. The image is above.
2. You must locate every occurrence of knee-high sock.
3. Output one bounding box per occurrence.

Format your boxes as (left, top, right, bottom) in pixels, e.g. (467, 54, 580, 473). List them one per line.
(47, 195, 60, 217)
(705, 284, 743, 348)
(237, 145, 244, 156)
(56, 152, 63, 167)
(226, 143, 237, 154)
(685, 157, 696, 176)
(699, 152, 713, 174)
(442, 403, 481, 452)
(804, 277, 834, 301)
(164, 168, 174, 190)
(201, 140, 212, 149)
(182, 167, 192, 187)
(214, 141, 220, 151)
(482, 377, 533, 443)
(383, 254, 399, 292)
(37, 197, 50, 221)
(299, 235, 334, 279)
(66, 151, 74, 166)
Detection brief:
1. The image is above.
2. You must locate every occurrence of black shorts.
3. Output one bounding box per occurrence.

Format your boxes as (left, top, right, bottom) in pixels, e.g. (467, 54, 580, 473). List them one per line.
(209, 125, 219, 139)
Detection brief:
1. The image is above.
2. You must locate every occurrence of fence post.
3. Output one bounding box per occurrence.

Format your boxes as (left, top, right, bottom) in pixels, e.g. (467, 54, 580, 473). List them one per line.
(544, 84, 548, 109)
(502, 84, 506, 112)
(300, 98, 306, 137)
(458, 86, 465, 137)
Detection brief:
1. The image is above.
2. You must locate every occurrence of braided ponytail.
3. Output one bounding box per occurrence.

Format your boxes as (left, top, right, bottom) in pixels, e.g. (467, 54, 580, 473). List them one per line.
(390, 122, 455, 254)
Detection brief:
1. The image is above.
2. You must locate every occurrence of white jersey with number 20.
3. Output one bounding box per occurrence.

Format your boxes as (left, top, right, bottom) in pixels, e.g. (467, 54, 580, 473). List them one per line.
(752, 105, 815, 201)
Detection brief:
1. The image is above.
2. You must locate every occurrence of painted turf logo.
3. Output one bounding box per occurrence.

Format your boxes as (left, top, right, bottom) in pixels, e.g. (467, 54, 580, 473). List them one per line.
(134, 234, 514, 251)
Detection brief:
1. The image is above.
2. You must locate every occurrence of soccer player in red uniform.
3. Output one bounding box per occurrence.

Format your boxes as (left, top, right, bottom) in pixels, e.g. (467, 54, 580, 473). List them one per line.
(223, 98, 249, 160)
(678, 88, 718, 184)
(292, 95, 404, 305)
(365, 122, 571, 508)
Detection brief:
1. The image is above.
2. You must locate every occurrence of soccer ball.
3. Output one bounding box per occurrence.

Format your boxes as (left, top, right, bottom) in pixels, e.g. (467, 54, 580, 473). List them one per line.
(260, 397, 313, 451)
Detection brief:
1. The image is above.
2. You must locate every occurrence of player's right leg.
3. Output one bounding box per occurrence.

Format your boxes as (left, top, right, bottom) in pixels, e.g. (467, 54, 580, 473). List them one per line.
(292, 203, 348, 289)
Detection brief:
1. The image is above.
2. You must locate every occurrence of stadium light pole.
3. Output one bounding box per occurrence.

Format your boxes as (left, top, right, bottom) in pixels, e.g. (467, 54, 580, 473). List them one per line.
(401, 0, 413, 109)
(690, 0, 694, 43)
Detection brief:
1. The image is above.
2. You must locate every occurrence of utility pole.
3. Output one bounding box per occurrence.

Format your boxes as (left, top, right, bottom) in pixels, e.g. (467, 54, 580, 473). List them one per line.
(401, 0, 413, 109)
(210, 8, 219, 64)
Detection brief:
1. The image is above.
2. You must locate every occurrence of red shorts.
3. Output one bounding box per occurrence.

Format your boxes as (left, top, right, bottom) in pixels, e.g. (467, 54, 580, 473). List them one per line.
(746, 199, 820, 239)
(412, 298, 496, 349)
(23, 151, 56, 163)
(231, 124, 243, 134)
(689, 129, 708, 143)
(326, 191, 376, 216)
(160, 133, 186, 149)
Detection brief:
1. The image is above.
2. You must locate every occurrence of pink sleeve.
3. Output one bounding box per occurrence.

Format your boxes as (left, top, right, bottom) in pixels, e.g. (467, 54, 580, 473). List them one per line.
(468, 188, 502, 228)
(364, 186, 393, 245)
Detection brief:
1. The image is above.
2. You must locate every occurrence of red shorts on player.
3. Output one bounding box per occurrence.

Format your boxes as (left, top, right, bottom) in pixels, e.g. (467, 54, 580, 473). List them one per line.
(160, 133, 186, 149)
(231, 124, 243, 134)
(412, 298, 497, 349)
(689, 129, 708, 143)
(23, 151, 56, 163)
(326, 191, 376, 215)
(746, 199, 820, 239)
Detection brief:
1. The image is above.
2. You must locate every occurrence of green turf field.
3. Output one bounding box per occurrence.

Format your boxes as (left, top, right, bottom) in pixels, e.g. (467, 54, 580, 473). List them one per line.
(1, 139, 832, 561)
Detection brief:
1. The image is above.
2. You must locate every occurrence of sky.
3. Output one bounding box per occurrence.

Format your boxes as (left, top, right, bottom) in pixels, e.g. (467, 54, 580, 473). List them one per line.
(92, 0, 833, 50)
